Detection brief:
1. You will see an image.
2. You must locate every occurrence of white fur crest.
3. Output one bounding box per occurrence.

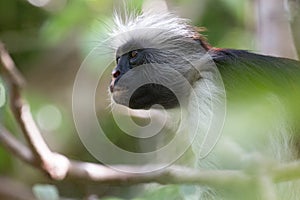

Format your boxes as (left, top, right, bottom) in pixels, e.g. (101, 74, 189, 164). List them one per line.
(109, 9, 199, 52)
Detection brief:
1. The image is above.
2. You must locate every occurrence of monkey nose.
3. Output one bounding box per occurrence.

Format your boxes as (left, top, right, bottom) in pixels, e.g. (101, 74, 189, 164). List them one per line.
(112, 69, 121, 78)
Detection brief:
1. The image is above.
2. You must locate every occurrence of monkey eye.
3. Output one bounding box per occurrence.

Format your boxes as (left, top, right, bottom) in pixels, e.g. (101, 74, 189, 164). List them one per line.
(130, 50, 138, 58)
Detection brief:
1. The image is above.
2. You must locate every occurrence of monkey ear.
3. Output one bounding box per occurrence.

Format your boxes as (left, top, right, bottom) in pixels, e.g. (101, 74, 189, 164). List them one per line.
(142, 0, 169, 14)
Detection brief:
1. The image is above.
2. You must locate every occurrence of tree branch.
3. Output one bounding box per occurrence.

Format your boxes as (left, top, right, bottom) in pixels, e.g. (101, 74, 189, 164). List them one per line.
(255, 0, 298, 59)
(287, 0, 300, 59)
(0, 124, 35, 165)
(0, 41, 70, 180)
(67, 161, 250, 187)
(0, 121, 251, 188)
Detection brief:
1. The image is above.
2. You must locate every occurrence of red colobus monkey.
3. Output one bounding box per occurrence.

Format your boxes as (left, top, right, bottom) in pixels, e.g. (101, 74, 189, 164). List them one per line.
(108, 8, 300, 200)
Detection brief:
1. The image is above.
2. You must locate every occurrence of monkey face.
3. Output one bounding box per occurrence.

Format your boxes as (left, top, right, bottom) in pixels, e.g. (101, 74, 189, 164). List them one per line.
(110, 49, 193, 110)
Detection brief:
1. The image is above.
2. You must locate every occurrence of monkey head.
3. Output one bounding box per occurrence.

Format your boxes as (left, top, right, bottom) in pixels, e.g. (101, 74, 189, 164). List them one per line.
(108, 12, 207, 110)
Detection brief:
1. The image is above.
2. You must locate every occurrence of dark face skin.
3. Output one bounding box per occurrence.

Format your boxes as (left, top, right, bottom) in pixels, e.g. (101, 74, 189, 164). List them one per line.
(110, 49, 179, 109)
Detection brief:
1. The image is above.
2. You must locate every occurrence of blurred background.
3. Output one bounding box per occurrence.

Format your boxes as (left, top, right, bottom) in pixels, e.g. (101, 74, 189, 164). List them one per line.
(0, 0, 299, 199)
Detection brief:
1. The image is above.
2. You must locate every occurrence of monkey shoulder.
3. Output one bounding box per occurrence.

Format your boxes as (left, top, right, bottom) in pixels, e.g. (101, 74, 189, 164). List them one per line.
(210, 48, 300, 70)
(209, 48, 300, 83)
(208, 48, 300, 98)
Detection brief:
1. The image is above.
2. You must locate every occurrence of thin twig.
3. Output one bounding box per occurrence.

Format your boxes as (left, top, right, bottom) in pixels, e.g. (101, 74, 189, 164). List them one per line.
(0, 42, 25, 87)
(0, 124, 35, 164)
(0, 41, 70, 180)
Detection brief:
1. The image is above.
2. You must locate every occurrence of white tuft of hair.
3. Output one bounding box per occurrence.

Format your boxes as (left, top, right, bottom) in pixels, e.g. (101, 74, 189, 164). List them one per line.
(111, 9, 196, 37)
(109, 8, 200, 52)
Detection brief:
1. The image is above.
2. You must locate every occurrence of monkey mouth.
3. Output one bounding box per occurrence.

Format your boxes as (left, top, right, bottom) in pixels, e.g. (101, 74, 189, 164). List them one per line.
(111, 83, 180, 110)
(128, 84, 179, 110)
